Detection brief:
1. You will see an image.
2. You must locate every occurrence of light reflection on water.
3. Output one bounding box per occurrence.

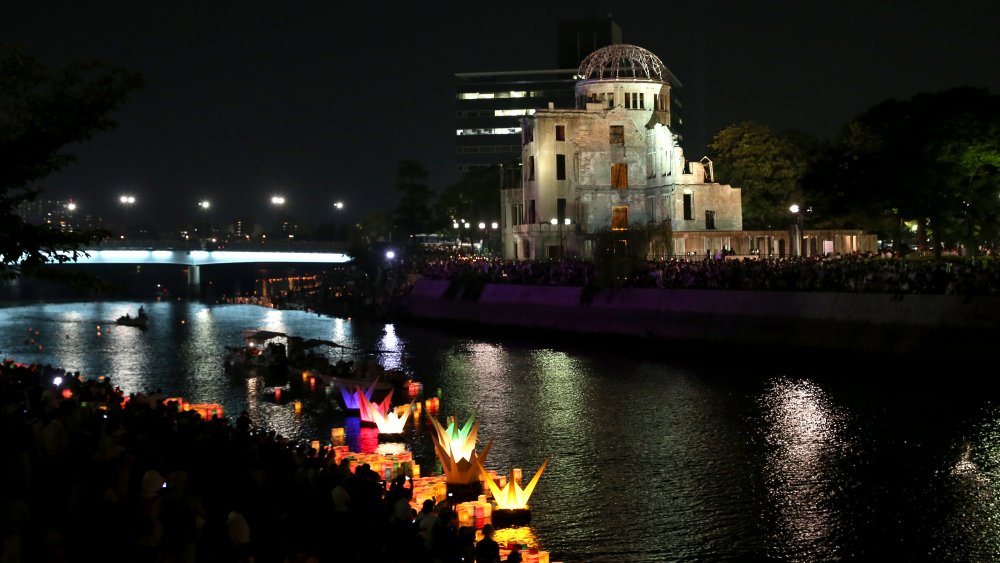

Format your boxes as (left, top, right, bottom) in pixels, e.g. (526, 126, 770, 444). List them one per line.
(2, 301, 1000, 561)
(758, 377, 848, 562)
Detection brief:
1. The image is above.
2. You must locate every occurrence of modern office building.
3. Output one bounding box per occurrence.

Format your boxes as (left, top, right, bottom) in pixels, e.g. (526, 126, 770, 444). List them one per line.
(455, 69, 579, 174)
(455, 17, 642, 174)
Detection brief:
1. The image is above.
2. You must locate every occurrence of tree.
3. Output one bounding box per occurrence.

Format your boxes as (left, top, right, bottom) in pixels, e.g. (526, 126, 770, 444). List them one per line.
(392, 159, 435, 240)
(0, 45, 144, 282)
(433, 165, 503, 233)
(708, 122, 819, 229)
(808, 87, 1000, 256)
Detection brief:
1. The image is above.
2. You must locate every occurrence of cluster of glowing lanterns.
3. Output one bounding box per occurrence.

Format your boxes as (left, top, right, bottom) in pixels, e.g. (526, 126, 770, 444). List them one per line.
(330, 445, 419, 482)
(162, 397, 224, 420)
(312, 380, 554, 556)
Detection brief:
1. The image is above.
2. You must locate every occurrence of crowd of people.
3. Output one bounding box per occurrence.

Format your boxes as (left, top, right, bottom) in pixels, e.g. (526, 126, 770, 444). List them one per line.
(0, 360, 508, 563)
(413, 253, 1000, 296)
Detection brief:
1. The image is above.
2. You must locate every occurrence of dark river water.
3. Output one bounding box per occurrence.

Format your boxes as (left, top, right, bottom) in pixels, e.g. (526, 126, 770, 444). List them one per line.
(1, 300, 998, 562)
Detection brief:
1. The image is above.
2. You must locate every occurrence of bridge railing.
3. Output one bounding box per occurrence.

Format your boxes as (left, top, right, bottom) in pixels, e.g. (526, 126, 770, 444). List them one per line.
(91, 239, 348, 253)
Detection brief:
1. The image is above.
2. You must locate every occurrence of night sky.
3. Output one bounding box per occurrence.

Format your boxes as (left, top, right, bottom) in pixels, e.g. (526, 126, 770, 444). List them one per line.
(3, 0, 998, 231)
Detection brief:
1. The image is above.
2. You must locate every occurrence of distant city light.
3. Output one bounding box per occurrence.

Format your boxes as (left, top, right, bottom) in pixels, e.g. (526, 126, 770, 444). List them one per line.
(478, 222, 486, 229)
(491, 222, 498, 229)
(334, 201, 344, 210)
(386, 250, 396, 260)
(271, 196, 285, 205)
(199, 200, 211, 209)
(120, 195, 136, 204)
(66, 202, 77, 211)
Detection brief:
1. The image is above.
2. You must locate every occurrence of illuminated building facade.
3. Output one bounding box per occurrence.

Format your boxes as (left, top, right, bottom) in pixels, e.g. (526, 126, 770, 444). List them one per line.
(502, 44, 744, 259)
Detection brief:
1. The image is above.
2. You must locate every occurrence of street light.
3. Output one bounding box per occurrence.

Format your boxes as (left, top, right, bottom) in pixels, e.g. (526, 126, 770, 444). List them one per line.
(332, 201, 345, 241)
(550, 217, 571, 258)
(197, 200, 211, 239)
(790, 204, 802, 257)
(120, 195, 136, 238)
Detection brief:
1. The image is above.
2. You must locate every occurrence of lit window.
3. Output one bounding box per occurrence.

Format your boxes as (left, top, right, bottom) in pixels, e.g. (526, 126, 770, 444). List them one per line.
(458, 92, 496, 100)
(612, 206, 629, 230)
(455, 127, 522, 136)
(611, 163, 628, 189)
(494, 109, 536, 117)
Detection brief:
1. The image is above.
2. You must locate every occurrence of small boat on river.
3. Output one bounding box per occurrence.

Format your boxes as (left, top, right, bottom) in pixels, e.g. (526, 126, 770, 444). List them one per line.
(228, 329, 409, 398)
(116, 307, 148, 330)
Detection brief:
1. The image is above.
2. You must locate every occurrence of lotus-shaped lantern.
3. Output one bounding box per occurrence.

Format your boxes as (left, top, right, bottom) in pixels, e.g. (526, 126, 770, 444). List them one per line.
(337, 377, 380, 410)
(359, 393, 414, 434)
(358, 389, 393, 426)
(429, 415, 493, 486)
(477, 457, 550, 510)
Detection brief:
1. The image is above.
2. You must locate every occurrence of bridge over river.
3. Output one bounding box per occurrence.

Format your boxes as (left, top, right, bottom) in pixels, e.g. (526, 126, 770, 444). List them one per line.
(49, 240, 354, 294)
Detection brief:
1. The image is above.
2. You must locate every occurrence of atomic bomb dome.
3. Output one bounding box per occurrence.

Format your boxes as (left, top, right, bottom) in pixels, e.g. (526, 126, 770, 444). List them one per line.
(577, 44, 667, 81)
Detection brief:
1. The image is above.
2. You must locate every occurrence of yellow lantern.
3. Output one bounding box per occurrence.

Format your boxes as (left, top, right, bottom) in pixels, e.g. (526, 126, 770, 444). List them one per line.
(476, 457, 550, 510)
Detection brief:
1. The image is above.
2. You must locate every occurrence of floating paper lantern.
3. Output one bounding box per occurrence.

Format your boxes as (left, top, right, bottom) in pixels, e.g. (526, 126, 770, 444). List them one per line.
(477, 457, 550, 511)
(405, 379, 423, 398)
(359, 394, 415, 434)
(359, 389, 393, 426)
(429, 415, 493, 487)
(331, 427, 345, 445)
(424, 396, 440, 413)
(163, 397, 184, 407)
(187, 403, 224, 421)
(337, 378, 380, 411)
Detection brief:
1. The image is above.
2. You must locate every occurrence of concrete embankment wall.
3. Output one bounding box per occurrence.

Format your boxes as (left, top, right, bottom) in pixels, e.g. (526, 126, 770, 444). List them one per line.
(403, 279, 1000, 356)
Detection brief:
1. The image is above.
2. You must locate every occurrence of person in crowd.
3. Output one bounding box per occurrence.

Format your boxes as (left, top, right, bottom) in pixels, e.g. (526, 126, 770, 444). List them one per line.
(473, 523, 500, 563)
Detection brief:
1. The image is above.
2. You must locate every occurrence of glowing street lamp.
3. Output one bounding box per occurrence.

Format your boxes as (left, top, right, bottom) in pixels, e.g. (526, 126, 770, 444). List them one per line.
(119, 194, 136, 237)
(790, 204, 802, 257)
(271, 195, 285, 206)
